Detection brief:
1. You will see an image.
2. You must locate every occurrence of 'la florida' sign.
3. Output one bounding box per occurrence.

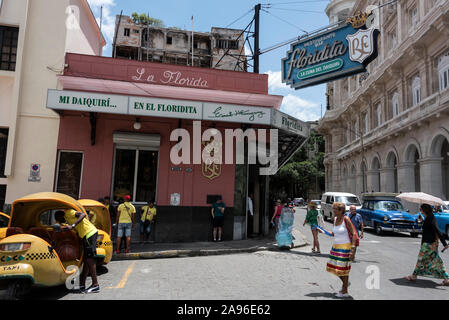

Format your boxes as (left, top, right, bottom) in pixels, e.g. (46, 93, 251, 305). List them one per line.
(282, 11, 379, 90)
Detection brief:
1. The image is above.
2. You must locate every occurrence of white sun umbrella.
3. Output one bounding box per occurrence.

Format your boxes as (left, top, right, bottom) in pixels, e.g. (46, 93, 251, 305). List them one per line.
(396, 192, 446, 206)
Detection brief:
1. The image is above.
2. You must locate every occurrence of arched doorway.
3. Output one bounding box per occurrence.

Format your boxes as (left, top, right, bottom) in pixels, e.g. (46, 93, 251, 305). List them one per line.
(385, 152, 398, 193)
(404, 144, 421, 192)
(350, 164, 356, 194)
(342, 166, 348, 192)
(430, 135, 449, 200)
(370, 157, 381, 192)
(361, 161, 368, 194)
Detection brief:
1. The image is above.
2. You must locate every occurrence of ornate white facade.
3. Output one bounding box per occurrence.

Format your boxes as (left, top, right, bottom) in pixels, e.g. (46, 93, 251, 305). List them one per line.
(317, 0, 449, 200)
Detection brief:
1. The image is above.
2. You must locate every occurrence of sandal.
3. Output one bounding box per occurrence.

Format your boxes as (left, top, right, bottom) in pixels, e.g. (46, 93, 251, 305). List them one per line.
(440, 281, 449, 286)
(311, 248, 316, 253)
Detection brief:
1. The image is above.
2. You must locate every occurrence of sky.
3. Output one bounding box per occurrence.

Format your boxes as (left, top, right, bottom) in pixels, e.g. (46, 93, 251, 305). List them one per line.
(86, 0, 332, 122)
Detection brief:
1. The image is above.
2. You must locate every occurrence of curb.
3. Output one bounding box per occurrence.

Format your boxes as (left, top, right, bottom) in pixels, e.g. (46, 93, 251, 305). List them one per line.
(111, 241, 308, 261)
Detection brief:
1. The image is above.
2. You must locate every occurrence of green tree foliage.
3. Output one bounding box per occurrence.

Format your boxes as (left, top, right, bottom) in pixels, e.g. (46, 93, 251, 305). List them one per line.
(131, 12, 164, 27)
(270, 130, 325, 201)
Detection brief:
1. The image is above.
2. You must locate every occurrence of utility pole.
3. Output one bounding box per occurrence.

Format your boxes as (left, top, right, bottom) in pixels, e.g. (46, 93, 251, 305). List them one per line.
(147, 12, 150, 61)
(254, 3, 261, 74)
(192, 16, 194, 67)
(98, 5, 103, 56)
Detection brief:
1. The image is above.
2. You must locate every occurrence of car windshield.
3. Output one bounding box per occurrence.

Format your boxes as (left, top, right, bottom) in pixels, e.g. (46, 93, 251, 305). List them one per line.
(374, 201, 404, 212)
(312, 201, 321, 205)
(443, 205, 449, 212)
(335, 196, 360, 205)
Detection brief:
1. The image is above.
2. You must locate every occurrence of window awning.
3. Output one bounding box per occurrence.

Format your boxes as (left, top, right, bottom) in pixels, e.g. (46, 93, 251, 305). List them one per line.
(57, 75, 283, 109)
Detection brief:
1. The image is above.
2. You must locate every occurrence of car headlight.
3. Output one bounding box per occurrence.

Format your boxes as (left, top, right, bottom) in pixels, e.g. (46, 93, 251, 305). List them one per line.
(383, 215, 389, 221)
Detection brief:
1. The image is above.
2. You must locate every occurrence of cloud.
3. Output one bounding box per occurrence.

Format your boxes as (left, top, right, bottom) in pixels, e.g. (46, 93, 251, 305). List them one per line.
(265, 70, 289, 91)
(87, 0, 116, 52)
(280, 94, 321, 122)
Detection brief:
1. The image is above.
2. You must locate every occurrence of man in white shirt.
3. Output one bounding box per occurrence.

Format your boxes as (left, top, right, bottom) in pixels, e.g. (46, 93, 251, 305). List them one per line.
(247, 194, 254, 237)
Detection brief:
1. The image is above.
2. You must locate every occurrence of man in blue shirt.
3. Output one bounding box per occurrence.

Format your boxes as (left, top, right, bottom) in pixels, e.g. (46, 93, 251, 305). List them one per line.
(211, 196, 225, 242)
(346, 205, 364, 238)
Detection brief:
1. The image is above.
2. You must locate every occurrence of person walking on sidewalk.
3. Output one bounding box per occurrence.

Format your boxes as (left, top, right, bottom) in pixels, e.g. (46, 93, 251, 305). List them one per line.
(404, 203, 449, 286)
(319, 202, 358, 298)
(62, 209, 100, 293)
(116, 195, 136, 254)
(211, 196, 225, 242)
(270, 200, 283, 232)
(303, 201, 320, 253)
(276, 201, 295, 249)
(247, 194, 254, 238)
(140, 200, 156, 244)
(346, 205, 364, 257)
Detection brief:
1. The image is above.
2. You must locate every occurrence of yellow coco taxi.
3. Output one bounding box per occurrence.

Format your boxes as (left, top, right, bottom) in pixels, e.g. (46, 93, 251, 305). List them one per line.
(78, 199, 113, 264)
(0, 192, 110, 299)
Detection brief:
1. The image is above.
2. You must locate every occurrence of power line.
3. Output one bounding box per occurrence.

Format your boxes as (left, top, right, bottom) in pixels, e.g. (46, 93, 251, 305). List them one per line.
(269, 7, 325, 14)
(225, 8, 254, 28)
(261, 9, 308, 33)
(264, 1, 330, 6)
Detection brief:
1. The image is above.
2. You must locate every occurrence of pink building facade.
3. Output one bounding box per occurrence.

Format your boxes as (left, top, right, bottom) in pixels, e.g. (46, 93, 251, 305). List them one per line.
(48, 53, 309, 242)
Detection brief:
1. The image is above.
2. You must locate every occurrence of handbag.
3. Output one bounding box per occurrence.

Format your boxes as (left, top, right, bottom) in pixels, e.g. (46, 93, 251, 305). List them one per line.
(143, 206, 151, 228)
(344, 217, 359, 247)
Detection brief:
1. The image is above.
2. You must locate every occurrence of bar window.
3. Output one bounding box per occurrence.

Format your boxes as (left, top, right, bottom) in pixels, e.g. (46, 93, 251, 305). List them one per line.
(124, 28, 130, 37)
(0, 128, 8, 178)
(55, 151, 83, 200)
(0, 26, 19, 71)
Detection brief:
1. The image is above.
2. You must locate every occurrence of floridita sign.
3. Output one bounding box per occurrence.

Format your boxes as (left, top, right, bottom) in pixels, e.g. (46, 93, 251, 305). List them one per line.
(282, 11, 379, 90)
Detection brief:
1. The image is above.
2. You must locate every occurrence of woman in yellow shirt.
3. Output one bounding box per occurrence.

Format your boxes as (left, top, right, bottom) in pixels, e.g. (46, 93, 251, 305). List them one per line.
(140, 201, 156, 244)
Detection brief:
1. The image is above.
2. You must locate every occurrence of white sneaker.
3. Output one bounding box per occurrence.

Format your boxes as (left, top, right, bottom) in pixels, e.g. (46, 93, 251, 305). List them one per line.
(335, 292, 350, 298)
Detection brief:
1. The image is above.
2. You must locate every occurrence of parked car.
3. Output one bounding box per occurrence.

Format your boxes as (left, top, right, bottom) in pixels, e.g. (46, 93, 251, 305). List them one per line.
(310, 200, 321, 210)
(321, 192, 361, 221)
(414, 203, 449, 237)
(0, 212, 9, 228)
(359, 193, 422, 237)
(293, 198, 304, 206)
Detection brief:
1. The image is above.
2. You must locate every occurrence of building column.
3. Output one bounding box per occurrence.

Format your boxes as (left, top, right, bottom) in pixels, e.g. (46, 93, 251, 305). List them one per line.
(397, 162, 416, 192)
(419, 157, 444, 199)
(356, 173, 363, 196)
(381, 168, 395, 192)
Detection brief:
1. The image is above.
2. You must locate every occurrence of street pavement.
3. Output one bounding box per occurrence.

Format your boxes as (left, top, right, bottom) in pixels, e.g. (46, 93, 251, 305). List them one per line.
(23, 208, 449, 300)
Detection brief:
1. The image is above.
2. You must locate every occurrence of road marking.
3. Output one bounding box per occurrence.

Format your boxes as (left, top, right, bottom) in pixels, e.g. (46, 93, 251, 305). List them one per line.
(363, 241, 381, 244)
(107, 261, 136, 289)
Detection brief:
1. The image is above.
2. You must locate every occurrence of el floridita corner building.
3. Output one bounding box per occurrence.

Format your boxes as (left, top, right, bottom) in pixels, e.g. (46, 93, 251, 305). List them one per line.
(0, 0, 310, 242)
(317, 0, 449, 201)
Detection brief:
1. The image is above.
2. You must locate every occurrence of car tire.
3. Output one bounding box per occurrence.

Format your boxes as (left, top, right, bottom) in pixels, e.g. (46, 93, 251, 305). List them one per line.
(375, 223, 383, 236)
(446, 225, 449, 238)
(410, 232, 419, 238)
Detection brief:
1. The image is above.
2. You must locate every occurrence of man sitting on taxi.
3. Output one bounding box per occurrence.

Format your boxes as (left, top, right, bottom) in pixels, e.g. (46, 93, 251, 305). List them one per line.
(64, 208, 100, 293)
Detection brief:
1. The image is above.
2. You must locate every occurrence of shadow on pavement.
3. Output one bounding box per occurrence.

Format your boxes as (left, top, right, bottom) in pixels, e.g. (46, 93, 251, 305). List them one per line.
(389, 278, 447, 290)
(24, 285, 70, 300)
(304, 292, 354, 300)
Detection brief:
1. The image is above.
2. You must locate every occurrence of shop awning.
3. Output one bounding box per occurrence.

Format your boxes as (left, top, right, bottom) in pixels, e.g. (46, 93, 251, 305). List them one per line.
(54, 76, 310, 172)
(57, 75, 283, 109)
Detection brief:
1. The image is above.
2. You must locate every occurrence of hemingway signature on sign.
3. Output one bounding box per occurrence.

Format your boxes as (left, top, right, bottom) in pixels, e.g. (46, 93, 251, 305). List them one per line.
(209, 106, 266, 122)
(131, 68, 208, 88)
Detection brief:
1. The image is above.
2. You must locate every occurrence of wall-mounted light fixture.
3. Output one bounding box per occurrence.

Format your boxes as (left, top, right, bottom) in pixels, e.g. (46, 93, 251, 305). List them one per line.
(133, 118, 141, 130)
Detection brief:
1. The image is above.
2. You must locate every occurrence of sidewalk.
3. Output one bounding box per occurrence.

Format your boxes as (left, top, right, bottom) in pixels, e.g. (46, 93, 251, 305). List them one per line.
(112, 228, 309, 261)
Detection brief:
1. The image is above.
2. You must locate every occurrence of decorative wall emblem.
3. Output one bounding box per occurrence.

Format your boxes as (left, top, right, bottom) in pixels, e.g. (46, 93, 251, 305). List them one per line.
(346, 27, 376, 64)
(202, 139, 222, 180)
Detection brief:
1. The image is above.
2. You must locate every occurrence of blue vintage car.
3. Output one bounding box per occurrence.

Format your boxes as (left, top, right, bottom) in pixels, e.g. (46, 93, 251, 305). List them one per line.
(413, 203, 449, 237)
(358, 193, 422, 237)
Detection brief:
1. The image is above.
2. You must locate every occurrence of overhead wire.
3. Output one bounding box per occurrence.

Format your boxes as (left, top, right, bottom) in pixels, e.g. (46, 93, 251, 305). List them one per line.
(261, 9, 308, 33)
(225, 8, 254, 28)
(269, 7, 326, 14)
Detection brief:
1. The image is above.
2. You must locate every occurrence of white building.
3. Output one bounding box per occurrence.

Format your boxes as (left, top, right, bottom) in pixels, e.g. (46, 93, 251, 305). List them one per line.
(0, 0, 105, 209)
(317, 0, 449, 200)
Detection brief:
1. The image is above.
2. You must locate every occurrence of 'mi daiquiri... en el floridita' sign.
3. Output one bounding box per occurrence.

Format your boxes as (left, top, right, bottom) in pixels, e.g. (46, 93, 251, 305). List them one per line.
(282, 10, 379, 90)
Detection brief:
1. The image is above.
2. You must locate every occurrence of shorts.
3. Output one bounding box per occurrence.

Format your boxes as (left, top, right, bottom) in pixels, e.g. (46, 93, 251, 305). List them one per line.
(213, 216, 224, 228)
(140, 220, 152, 234)
(310, 225, 318, 231)
(82, 232, 98, 259)
(117, 222, 132, 238)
